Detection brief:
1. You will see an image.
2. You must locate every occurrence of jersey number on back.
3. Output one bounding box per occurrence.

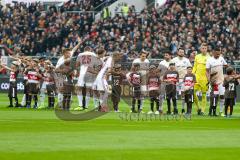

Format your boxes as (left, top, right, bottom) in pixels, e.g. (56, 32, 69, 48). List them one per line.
(229, 83, 235, 91)
(114, 79, 119, 86)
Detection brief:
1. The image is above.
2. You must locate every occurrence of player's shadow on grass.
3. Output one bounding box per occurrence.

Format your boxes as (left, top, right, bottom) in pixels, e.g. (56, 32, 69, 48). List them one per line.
(54, 97, 115, 121)
(54, 109, 109, 121)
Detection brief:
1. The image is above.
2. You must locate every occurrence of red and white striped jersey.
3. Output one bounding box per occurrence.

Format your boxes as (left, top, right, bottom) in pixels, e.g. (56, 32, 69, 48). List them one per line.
(10, 71, 18, 82)
(164, 70, 179, 84)
(129, 72, 141, 86)
(148, 76, 161, 91)
(43, 72, 54, 85)
(183, 73, 196, 89)
(27, 70, 40, 83)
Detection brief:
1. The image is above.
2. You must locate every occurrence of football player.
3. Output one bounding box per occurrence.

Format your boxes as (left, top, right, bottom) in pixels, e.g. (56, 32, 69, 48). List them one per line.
(147, 65, 161, 114)
(171, 48, 191, 114)
(163, 63, 179, 115)
(192, 43, 210, 115)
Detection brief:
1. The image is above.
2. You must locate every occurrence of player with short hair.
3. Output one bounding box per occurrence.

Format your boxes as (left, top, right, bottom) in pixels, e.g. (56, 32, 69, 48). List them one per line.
(127, 63, 142, 113)
(88, 48, 105, 110)
(55, 37, 82, 109)
(42, 62, 56, 108)
(183, 66, 196, 116)
(1, 61, 20, 108)
(38, 57, 47, 109)
(55, 48, 73, 109)
(163, 63, 179, 115)
(132, 50, 150, 111)
(74, 46, 97, 110)
(206, 48, 228, 116)
(159, 51, 171, 69)
(6, 55, 30, 107)
(26, 59, 42, 109)
(158, 51, 172, 113)
(55, 59, 74, 110)
(109, 64, 125, 112)
(192, 43, 210, 115)
(223, 67, 240, 117)
(147, 65, 161, 115)
(92, 50, 122, 112)
(171, 48, 192, 114)
(21, 58, 31, 107)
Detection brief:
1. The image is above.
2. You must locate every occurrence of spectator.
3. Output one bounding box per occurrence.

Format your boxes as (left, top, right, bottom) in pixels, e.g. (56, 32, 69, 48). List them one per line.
(121, 3, 129, 17)
(0, 0, 239, 62)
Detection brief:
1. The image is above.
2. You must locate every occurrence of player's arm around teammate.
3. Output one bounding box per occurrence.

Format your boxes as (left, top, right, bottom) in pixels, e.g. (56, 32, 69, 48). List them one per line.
(223, 67, 240, 117)
(206, 48, 228, 116)
(0, 61, 20, 108)
(109, 64, 125, 112)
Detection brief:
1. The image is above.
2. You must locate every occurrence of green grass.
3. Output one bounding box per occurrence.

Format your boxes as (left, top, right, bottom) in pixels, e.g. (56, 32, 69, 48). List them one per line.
(0, 93, 240, 160)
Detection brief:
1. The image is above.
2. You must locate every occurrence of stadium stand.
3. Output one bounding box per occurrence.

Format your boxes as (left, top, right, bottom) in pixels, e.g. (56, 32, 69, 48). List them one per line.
(0, 0, 239, 61)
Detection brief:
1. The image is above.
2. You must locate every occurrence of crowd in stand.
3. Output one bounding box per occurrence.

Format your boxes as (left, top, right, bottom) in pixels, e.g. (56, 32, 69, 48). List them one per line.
(60, 0, 117, 12)
(0, 0, 239, 61)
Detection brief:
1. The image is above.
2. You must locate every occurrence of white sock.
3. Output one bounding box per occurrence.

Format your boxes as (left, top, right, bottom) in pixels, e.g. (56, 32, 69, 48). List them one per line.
(159, 96, 163, 111)
(21, 94, 26, 106)
(140, 99, 144, 110)
(39, 90, 45, 106)
(85, 91, 91, 108)
(99, 97, 104, 106)
(98, 91, 109, 107)
(220, 99, 225, 112)
(93, 96, 99, 108)
(103, 91, 108, 105)
(77, 95, 83, 107)
(58, 93, 63, 107)
(85, 96, 90, 108)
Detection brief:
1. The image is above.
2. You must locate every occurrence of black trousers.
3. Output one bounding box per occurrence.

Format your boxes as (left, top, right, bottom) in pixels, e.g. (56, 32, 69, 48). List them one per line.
(63, 94, 71, 110)
(112, 86, 121, 111)
(166, 92, 177, 114)
(209, 95, 219, 115)
(47, 84, 55, 108)
(185, 94, 193, 114)
(225, 98, 235, 115)
(132, 98, 141, 112)
(26, 83, 39, 106)
(8, 82, 18, 106)
(150, 97, 159, 111)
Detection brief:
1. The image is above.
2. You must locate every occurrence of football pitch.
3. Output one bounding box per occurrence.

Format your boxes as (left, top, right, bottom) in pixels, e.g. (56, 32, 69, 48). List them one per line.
(0, 93, 240, 160)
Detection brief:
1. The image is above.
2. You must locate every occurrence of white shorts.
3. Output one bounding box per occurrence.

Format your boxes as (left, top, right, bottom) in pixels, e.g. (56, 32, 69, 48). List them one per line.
(85, 73, 95, 88)
(77, 74, 86, 87)
(76, 81, 85, 87)
(85, 82, 93, 88)
(207, 83, 225, 96)
(218, 83, 225, 96)
(177, 79, 184, 94)
(92, 79, 108, 91)
(41, 82, 47, 90)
